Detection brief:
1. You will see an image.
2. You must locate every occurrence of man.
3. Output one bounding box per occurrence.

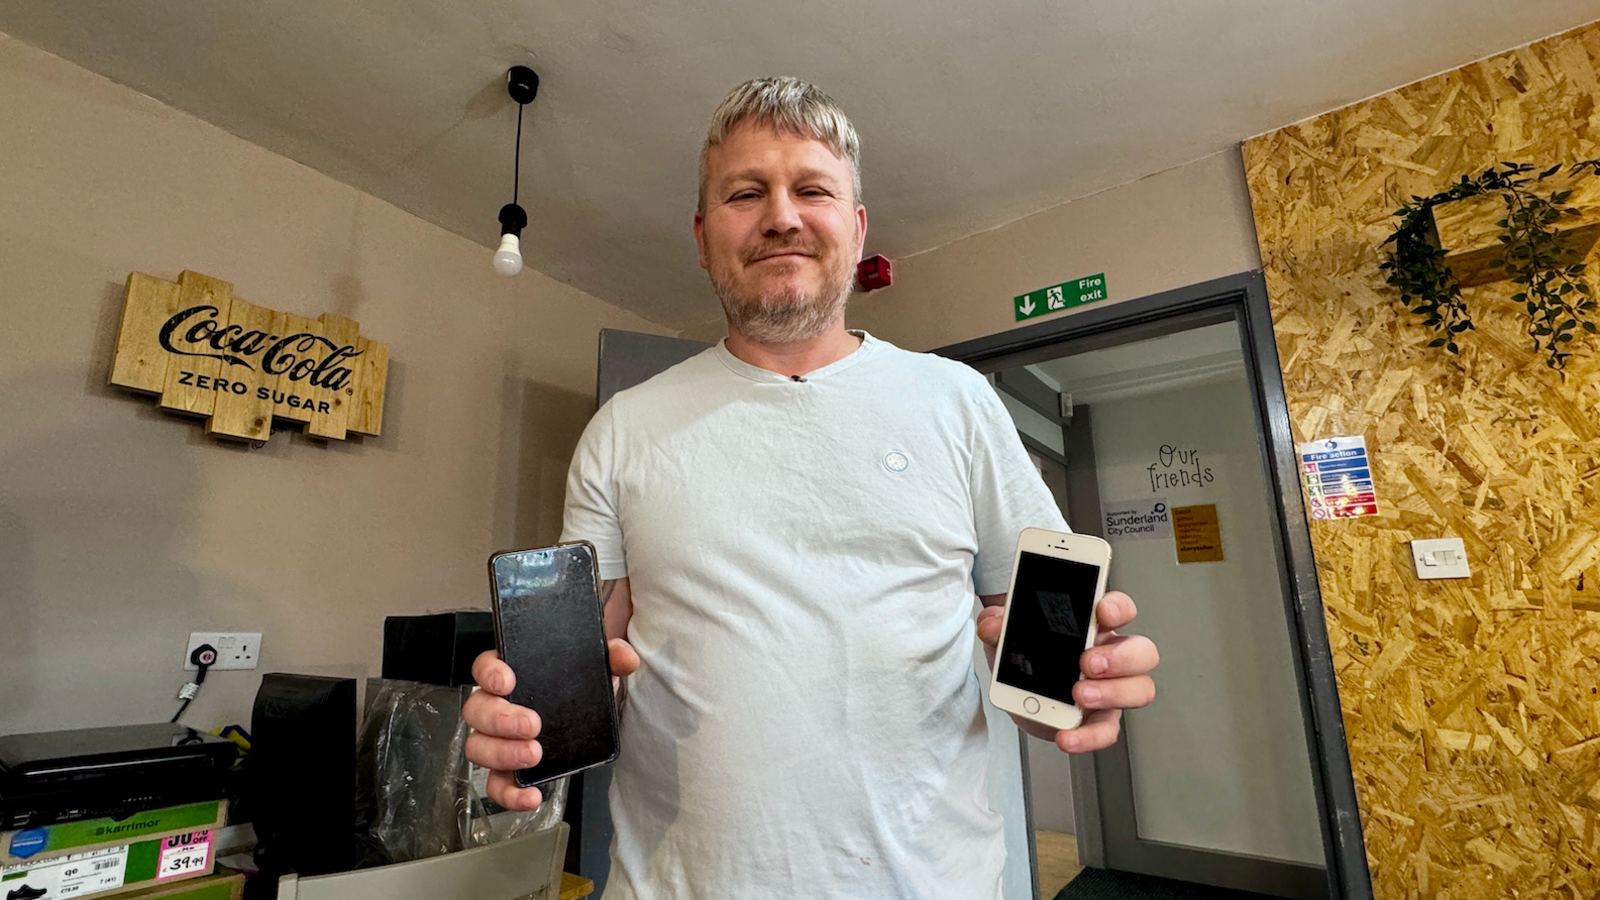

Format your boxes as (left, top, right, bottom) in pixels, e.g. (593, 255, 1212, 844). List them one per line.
(463, 77, 1158, 899)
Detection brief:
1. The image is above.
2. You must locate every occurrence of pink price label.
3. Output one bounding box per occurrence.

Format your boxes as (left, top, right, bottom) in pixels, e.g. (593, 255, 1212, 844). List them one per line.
(157, 830, 212, 881)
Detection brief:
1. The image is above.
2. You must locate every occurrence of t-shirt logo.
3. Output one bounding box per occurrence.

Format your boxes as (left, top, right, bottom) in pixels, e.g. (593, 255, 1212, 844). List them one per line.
(883, 450, 910, 473)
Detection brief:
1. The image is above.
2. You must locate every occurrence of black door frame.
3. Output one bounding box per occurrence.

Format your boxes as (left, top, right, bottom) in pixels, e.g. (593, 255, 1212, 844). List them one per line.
(935, 271, 1372, 900)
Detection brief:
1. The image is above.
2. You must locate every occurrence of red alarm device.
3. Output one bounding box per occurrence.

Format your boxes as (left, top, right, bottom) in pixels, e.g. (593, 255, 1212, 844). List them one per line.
(856, 255, 892, 292)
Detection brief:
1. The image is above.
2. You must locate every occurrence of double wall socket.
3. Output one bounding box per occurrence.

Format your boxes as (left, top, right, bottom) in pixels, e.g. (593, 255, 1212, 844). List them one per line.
(184, 632, 262, 670)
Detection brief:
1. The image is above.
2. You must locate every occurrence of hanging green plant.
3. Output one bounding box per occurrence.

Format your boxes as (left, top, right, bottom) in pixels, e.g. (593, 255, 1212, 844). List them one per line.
(1379, 160, 1600, 368)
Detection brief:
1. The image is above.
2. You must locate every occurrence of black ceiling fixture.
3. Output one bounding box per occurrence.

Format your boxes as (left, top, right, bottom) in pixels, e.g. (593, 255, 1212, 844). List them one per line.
(493, 65, 539, 277)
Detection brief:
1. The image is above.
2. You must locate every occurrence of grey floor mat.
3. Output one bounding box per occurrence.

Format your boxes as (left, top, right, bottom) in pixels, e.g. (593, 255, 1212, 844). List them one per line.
(1053, 867, 1288, 900)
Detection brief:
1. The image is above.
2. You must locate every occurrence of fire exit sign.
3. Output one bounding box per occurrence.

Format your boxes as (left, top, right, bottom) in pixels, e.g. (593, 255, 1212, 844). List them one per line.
(1014, 274, 1107, 321)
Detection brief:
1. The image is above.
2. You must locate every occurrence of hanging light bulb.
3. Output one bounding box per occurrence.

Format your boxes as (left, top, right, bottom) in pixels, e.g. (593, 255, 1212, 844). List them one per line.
(494, 204, 526, 276)
(494, 66, 539, 277)
(493, 234, 522, 275)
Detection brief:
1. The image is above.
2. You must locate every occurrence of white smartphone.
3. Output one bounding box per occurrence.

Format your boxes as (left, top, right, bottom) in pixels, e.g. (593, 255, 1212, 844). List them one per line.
(988, 528, 1112, 731)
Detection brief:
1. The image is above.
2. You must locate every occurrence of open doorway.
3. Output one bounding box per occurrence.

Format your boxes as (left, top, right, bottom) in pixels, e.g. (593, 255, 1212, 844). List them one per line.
(941, 273, 1372, 900)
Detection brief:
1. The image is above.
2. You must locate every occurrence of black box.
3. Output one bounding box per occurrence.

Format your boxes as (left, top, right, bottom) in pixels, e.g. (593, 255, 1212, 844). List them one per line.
(381, 611, 495, 687)
(247, 673, 356, 879)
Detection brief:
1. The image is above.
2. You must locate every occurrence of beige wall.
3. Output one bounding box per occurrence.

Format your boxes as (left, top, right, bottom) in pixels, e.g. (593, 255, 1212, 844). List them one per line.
(848, 150, 1262, 351)
(0, 34, 670, 735)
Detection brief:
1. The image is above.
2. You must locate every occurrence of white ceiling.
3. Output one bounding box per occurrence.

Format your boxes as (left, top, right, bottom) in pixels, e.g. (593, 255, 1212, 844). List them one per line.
(3, 1, 1597, 330)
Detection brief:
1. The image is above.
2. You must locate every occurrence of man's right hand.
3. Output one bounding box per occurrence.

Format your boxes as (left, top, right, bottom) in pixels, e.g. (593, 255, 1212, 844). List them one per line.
(462, 637, 640, 810)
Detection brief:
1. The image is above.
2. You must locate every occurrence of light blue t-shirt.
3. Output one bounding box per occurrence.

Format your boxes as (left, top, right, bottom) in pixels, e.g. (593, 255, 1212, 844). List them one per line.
(561, 332, 1066, 900)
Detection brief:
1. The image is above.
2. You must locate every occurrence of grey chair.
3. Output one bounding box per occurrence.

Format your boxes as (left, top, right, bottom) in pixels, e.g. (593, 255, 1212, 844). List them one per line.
(276, 823, 569, 900)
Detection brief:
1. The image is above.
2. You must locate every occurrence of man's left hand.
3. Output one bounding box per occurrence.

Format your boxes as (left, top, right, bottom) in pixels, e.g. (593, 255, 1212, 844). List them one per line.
(976, 591, 1158, 753)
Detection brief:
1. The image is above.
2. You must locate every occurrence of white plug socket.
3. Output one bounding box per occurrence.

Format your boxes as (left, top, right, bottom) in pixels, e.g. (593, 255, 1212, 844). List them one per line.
(185, 632, 262, 670)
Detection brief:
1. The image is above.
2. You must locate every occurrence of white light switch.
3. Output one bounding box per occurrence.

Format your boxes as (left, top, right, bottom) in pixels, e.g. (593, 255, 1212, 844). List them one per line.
(1411, 538, 1470, 580)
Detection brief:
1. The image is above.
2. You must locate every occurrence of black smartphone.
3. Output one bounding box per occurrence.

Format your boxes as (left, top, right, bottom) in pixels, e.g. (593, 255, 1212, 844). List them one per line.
(487, 542, 620, 787)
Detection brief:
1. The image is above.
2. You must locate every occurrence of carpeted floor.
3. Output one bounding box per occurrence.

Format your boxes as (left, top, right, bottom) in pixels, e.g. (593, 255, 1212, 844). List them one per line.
(1052, 867, 1286, 900)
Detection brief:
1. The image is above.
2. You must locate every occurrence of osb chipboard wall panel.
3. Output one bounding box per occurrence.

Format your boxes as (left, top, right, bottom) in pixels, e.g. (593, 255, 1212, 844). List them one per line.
(1244, 23, 1600, 900)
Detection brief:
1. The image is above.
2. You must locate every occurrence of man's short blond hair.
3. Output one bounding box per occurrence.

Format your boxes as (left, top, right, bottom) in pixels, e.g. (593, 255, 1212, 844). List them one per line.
(698, 77, 862, 214)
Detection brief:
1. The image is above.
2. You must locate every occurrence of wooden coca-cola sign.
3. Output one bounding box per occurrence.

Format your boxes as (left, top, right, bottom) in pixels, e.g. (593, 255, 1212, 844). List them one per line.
(109, 269, 389, 443)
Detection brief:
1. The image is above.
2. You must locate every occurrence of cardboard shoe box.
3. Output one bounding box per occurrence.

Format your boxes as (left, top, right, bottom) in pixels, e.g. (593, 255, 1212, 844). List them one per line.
(2, 802, 227, 868)
(0, 828, 217, 899)
(116, 873, 243, 900)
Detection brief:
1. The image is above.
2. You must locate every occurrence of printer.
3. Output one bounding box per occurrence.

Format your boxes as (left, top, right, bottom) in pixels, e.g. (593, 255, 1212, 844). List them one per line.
(0, 722, 238, 830)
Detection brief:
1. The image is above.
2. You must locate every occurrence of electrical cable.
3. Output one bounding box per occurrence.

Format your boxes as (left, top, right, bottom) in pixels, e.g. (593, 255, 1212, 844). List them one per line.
(513, 101, 523, 207)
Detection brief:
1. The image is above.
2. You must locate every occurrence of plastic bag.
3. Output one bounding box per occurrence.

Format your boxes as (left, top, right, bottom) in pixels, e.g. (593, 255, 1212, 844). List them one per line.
(355, 678, 565, 866)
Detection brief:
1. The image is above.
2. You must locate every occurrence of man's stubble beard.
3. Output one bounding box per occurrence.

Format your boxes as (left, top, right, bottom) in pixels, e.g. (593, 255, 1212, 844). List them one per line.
(710, 241, 856, 345)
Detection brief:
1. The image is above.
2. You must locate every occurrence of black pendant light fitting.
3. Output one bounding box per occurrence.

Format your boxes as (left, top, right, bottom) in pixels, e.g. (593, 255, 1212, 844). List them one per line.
(493, 65, 539, 276)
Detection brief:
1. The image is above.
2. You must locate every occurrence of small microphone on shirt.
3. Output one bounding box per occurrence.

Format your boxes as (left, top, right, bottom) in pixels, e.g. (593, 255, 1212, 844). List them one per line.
(790, 374, 806, 382)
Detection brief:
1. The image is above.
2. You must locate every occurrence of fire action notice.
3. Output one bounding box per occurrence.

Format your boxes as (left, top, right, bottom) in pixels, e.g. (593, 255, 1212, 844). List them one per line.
(1298, 435, 1378, 519)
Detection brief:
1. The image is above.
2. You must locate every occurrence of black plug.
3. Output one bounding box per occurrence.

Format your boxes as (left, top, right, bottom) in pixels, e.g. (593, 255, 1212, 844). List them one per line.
(172, 644, 218, 723)
(190, 643, 218, 674)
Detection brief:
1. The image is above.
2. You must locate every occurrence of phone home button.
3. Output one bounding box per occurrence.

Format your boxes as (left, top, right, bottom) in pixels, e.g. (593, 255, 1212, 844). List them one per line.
(1023, 696, 1040, 714)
